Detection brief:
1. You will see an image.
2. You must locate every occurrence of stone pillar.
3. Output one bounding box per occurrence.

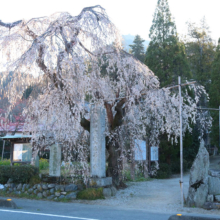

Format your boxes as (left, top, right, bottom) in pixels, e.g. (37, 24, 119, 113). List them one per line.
(89, 104, 112, 187)
(49, 143, 61, 177)
(34, 155, 39, 168)
(90, 104, 106, 178)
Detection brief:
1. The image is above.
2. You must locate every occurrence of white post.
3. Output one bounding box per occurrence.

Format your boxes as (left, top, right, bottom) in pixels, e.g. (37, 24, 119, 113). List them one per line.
(178, 76, 184, 207)
(1, 140, 5, 160)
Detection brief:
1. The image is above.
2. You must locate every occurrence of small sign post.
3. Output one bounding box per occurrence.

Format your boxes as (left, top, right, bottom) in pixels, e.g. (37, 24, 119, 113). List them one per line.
(134, 139, 146, 161)
(150, 146, 158, 161)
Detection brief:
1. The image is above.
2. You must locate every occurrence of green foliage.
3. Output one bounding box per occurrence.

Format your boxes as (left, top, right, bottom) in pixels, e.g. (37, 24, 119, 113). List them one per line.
(155, 163, 172, 179)
(171, 159, 189, 174)
(77, 188, 104, 200)
(0, 159, 10, 166)
(39, 158, 49, 171)
(158, 127, 199, 176)
(56, 197, 71, 202)
(122, 169, 151, 182)
(129, 35, 145, 62)
(209, 39, 220, 147)
(183, 127, 200, 164)
(185, 17, 215, 91)
(0, 165, 39, 184)
(122, 170, 133, 182)
(29, 175, 41, 185)
(145, 0, 191, 87)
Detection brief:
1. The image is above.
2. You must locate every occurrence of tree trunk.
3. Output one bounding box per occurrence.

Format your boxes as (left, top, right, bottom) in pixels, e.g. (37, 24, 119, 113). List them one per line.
(106, 141, 126, 189)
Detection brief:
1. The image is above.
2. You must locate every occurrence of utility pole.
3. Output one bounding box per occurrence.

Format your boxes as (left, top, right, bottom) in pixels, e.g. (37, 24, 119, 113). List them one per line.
(178, 76, 184, 207)
(168, 77, 196, 207)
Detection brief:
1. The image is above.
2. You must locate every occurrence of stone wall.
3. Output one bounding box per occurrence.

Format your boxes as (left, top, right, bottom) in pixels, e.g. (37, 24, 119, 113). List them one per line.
(0, 182, 117, 200)
(1, 183, 80, 200)
(206, 169, 220, 203)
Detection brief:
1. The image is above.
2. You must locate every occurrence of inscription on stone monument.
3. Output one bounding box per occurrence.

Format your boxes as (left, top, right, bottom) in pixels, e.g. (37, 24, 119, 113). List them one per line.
(49, 143, 61, 176)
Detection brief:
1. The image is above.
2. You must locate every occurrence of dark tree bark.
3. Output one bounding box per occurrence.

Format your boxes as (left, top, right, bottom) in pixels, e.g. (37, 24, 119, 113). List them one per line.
(105, 98, 127, 189)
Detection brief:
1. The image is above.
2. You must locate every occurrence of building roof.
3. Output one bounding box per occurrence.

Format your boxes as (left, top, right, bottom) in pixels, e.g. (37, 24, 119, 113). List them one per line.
(0, 134, 32, 140)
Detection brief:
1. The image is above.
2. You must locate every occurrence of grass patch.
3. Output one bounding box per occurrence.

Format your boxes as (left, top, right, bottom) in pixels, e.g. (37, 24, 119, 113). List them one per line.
(77, 188, 104, 200)
(56, 197, 71, 203)
(123, 170, 152, 182)
(134, 177, 152, 182)
(39, 158, 49, 171)
(0, 159, 10, 166)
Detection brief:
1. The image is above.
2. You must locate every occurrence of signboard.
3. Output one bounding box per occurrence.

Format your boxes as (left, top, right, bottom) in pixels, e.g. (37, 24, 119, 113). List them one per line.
(134, 139, 146, 161)
(13, 143, 32, 162)
(13, 144, 23, 161)
(151, 146, 158, 161)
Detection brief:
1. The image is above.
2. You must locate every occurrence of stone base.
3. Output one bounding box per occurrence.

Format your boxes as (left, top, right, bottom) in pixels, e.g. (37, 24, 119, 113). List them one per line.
(203, 202, 220, 210)
(88, 177, 112, 187)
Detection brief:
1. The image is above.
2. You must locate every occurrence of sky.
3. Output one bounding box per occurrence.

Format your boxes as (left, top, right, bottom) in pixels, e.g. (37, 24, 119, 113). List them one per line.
(0, 0, 220, 42)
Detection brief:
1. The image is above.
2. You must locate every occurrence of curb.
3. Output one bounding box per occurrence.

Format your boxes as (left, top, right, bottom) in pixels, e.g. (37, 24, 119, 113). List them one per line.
(168, 214, 220, 220)
(0, 199, 17, 209)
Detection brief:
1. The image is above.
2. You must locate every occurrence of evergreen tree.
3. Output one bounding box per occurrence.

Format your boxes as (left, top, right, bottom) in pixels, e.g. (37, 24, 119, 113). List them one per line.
(145, 0, 191, 87)
(145, 0, 195, 174)
(129, 35, 145, 62)
(185, 17, 215, 92)
(209, 38, 220, 148)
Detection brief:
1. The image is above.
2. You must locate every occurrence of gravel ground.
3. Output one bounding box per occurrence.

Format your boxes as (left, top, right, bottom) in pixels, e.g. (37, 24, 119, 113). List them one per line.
(79, 156, 220, 216)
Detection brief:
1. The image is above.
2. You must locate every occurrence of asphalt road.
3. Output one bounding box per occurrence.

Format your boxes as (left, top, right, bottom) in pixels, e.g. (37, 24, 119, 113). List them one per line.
(0, 197, 220, 220)
(0, 197, 172, 220)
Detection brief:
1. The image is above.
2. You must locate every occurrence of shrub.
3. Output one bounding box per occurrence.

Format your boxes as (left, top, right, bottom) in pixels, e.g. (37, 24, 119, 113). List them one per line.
(0, 165, 39, 184)
(155, 163, 172, 179)
(0, 166, 9, 184)
(171, 159, 188, 174)
(77, 188, 104, 200)
(29, 174, 41, 185)
(122, 170, 133, 182)
(39, 158, 49, 171)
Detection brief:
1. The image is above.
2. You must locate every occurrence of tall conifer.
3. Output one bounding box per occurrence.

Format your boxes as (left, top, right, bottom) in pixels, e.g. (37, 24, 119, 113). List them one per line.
(129, 35, 145, 62)
(209, 39, 220, 147)
(185, 18, 215, 92)
(145, 0, 190, 87)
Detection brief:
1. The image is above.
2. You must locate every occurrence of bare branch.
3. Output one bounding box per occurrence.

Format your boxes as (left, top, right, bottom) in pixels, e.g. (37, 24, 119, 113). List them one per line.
(0, 19, 22, 28)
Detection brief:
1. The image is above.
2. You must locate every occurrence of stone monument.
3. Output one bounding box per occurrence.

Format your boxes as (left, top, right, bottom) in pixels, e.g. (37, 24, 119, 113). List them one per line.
(89, 104, 112, 187)
(34, 155, 39, 168)
(49, 143, 61, 177)
(186, 139, 209, 207)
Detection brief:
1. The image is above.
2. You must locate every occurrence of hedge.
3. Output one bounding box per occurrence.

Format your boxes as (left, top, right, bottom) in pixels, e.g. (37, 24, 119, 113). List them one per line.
(0, 165, 39, 184)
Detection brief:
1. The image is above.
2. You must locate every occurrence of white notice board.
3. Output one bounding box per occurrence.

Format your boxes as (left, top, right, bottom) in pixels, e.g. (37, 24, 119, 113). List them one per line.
(134, 139, 146, 161)
(13, 144, 23, 161)
(13, 143, 32, 162)
(151, 146, 158, 161)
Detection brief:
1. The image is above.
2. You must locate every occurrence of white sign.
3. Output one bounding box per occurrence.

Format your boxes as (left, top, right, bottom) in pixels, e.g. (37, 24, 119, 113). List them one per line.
(13, 143, 32, 162)
(13, 144, 23, 161)
(134, 139, 146, 161)
(151, 146, 158, 161)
